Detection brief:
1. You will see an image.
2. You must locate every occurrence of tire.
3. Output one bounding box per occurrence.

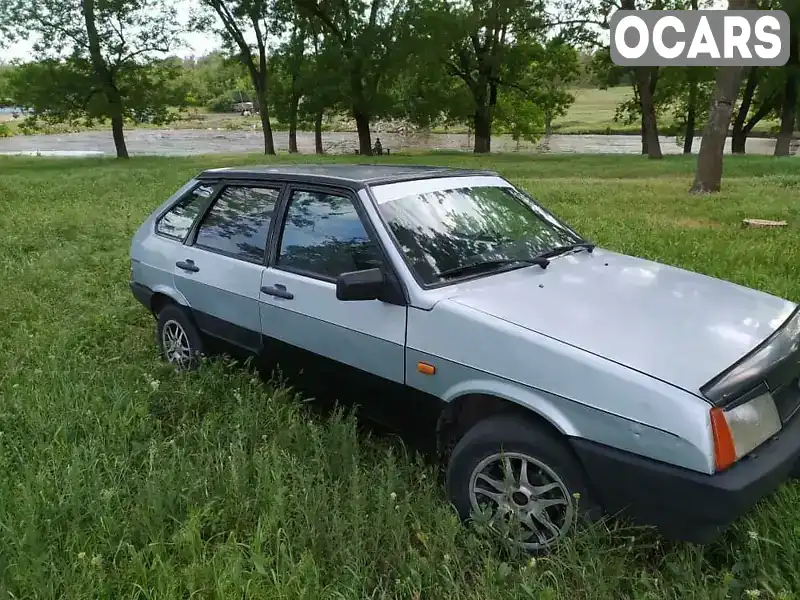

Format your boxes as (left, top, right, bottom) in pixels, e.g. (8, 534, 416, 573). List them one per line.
(155, 304, 205, 370)
(445, 413, 598, 553)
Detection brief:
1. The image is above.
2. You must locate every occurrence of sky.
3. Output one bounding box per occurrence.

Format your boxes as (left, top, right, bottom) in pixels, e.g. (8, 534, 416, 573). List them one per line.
(0, 0, 732, 64)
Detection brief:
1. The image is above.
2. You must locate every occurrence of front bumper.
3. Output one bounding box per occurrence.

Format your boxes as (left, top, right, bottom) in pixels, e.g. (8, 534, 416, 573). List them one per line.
(571, 409, 800, 543)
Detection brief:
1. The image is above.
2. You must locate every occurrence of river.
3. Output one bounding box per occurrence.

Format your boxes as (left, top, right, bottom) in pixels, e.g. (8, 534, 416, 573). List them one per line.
(0, 127, 796, 157)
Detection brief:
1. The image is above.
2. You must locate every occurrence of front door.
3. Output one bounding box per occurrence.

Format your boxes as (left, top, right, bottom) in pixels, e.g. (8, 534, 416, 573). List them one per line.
(173, 182, 282, 352)
(258, 185, 407, 409)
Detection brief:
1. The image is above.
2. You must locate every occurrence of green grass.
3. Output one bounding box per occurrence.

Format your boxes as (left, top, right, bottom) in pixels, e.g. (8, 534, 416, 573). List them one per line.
(552, 86, 781, 136)
(2, 152, 800, 599)
(552, 87, 638, 134)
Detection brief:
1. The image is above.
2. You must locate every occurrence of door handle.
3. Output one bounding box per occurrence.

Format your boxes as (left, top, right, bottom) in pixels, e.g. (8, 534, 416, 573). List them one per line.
(176, 259, 199, 272)
(261, 283, 294, 300)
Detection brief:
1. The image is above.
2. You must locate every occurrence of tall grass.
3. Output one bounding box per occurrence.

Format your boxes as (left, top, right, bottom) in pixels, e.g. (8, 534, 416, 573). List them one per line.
(1, 153, 800, 599)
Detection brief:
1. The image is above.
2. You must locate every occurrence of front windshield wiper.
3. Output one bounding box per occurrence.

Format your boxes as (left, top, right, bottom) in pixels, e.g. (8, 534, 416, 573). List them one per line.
(438, 257, 549, 279)
(534, 242, 595, 261)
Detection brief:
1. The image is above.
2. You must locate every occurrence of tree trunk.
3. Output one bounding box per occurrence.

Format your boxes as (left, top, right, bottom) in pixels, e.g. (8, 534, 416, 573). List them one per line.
(254, 86, 275, 155)
(640, 111, 648, 154)
(473, 108, 491, 153)
(690, 65, 745, 193)
(684, 0, 699, 155)
(683, 70, 698, 154)
(545, 109, 553, 135)
(82, 0, 128, 159)
(288, 93, 299, 154)
(110, 108, 129, 159)
(314, 111, 323, 155)
(732, 67, 759, 154)
(354, 109, 372, 155)
(636, 67, 662, 159)
(774, 70, 798, 156)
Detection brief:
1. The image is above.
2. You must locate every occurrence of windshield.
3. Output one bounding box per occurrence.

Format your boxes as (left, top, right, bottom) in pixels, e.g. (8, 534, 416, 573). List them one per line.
(373, 180, 583, 286)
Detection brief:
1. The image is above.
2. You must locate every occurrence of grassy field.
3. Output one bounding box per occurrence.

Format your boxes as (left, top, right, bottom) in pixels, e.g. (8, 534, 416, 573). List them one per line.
(2, 152, 800, 599)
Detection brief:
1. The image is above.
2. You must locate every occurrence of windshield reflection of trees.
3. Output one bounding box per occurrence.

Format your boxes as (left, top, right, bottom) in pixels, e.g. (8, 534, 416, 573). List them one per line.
(278, 191, 382, 276)
(381, 187, 577, 284)
(195, 186, 279, 262)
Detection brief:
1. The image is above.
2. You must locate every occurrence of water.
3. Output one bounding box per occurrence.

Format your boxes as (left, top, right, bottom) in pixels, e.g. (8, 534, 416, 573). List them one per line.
(0, 127, 795, 157)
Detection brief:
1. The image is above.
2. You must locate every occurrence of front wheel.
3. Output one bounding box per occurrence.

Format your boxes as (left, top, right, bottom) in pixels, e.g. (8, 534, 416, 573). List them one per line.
(445, 414, 597, 552)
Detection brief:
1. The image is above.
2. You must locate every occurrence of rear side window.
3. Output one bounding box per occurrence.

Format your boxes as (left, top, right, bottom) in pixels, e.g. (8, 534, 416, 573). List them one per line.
(193, 185, 280, 263)
(156, 184, 215, 241)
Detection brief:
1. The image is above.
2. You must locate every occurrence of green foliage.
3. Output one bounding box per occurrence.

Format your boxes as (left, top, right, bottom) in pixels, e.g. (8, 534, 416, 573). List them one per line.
(0, 0, 182, 156)
(175, 52, 251, 109)
(0, 64, 16, 104)
(493, 41, 581, 143)
(294, 0, 421, 124)
(5, 55, 186, 130)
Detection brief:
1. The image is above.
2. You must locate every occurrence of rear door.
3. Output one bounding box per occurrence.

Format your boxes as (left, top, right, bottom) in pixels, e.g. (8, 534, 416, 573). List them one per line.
(258, 183, 407, 396)
(172, 180, 283, 352)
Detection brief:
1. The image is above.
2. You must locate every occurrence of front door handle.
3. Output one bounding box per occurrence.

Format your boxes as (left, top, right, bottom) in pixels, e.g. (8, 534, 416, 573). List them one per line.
(261, 283, 294, 300)
(176, 259, 199, 272)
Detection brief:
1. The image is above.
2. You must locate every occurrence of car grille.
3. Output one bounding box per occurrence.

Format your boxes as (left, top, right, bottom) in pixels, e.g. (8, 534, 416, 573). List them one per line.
(772, 377, 800, 423)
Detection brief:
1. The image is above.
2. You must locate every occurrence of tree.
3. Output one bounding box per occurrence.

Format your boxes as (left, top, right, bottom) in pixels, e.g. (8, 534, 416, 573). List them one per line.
(0, 0, 180, 158)
(409, 0, 593, 153)
(195, 0, 278, 155)
(293, 0, 413, 155)
(690, 0, 751, 193)
(269, 12, 316, 153)
(731, 66, 782, 153)
(300, 34, 348, 154)
(494, 40, 580, 142)
(773, 0, 799, 156)
(0, 64, 15, 104)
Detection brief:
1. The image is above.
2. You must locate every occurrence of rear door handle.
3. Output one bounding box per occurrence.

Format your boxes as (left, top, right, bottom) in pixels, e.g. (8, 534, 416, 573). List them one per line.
(176, 259, 199, 272)
(261, 283, 294, 300)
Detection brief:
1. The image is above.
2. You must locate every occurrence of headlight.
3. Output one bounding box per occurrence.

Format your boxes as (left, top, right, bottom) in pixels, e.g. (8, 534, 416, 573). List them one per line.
(701, 306, 800, 405)
(710, 389, 782, 471)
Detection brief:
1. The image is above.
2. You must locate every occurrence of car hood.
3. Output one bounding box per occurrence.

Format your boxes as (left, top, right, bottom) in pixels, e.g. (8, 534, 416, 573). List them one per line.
(444, 248, 797, 395)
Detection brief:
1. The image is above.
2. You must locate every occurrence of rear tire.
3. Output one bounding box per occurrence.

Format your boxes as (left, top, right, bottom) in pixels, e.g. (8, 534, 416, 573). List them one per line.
(445, 413, 598, 553)
(155, 304, 204, 370)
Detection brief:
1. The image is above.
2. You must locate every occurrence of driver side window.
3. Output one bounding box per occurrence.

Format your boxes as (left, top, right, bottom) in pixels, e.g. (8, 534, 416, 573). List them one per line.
(275, 189, 383, 280)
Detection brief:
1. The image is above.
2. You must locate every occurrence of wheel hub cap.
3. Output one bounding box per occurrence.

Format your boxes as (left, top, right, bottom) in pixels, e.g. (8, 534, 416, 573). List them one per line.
(468, 451, 574, 550)
(162, 320, 192, 368)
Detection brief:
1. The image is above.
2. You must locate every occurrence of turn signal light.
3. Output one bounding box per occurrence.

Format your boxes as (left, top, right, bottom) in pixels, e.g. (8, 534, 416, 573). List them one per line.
(710, 407, 736, 471)
(417, 362, 436, 375)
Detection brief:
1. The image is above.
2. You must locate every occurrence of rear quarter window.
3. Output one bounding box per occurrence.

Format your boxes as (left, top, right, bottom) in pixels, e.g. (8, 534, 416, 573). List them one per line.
(156, 183, 215, 241)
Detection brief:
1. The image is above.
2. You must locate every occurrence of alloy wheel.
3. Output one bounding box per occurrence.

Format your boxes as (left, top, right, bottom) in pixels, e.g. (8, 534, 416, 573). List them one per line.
(468, 451, 574, 551)
(161, 319, 193, 368)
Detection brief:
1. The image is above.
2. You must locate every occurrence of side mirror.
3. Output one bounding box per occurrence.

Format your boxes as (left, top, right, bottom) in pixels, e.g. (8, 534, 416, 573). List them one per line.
(336, 268, 385, 301)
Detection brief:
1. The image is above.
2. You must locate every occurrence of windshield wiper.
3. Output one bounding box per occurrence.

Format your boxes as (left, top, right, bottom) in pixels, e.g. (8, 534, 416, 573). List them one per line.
(438, 257, 549, 279)
(534, 242, 595, 261)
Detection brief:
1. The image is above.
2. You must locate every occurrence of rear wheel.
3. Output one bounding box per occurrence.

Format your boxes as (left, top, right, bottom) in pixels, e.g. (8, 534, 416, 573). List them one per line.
(155, 304, 204, 370)
(445, 414, 597, 552)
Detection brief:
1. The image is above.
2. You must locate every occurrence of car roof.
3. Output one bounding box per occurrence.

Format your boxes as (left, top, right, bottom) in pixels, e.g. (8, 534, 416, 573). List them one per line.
(195, 163, 500, 187)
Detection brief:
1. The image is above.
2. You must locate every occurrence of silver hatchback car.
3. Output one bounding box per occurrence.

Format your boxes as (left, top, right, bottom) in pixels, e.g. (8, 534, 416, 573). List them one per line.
(130, 164, 800, 551)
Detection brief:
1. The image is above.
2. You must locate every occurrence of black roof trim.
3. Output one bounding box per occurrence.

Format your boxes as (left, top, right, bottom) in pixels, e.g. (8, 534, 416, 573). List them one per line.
(194, 164, 500, 187)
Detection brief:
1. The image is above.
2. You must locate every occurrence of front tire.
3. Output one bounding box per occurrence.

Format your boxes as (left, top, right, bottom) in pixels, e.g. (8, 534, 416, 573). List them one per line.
(155, 304, 204, 370)
(445, 414, 596, 552)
